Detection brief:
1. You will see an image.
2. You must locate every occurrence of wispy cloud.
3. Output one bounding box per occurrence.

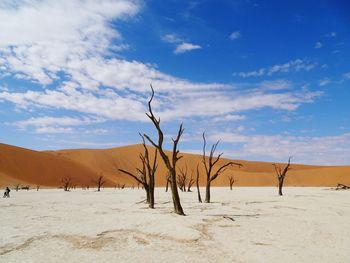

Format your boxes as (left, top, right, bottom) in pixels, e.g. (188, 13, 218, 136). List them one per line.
(207, 131, 350, 165)
(235, 59, 317, 78)
(174, 42, 202, 54)
(315, 41, 322, 48)
(326, 32, 337, 38)
(319, 78, 330, 86)
(229, 31, 241, 40)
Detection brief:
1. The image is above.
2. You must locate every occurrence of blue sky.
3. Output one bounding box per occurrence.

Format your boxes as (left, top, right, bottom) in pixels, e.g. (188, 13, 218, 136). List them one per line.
(0, 0, 349, 164)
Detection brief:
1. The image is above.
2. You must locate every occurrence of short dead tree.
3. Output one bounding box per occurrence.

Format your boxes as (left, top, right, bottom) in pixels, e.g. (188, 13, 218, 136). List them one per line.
(15, 184, 20, 192)
(94, 175, 105, 192)
(202, 132, 242, 203)
(273, 157, 292, 196)
(61, 177, 72, 191)
(187, 172, 195, 192)
(36, 185, 40, 191)
(119, 135, 158, 208)
(336, 184, 350, 190)
(177, 166, 187, 192)
(228, 175, 235, 190)
(196, 164, 202, 203)
(143, 86, 185, 216)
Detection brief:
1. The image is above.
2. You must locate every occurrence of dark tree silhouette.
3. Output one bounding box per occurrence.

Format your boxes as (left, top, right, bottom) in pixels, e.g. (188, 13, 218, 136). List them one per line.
(187, 172, 195, 192)
(61, 177, 72, 191)
(228, 175, 235, 190)
(196, 164, 202, 203)
(36, 185, 40, 191)
(202, 132, 242, 203)
(119, 135, 158, 208)
(143, 86, 185, 216)
(94, 175, 105, 192)
(15, 184, 20, 191)
(273, 157, 292, 196)
(177, 166, 187, 192)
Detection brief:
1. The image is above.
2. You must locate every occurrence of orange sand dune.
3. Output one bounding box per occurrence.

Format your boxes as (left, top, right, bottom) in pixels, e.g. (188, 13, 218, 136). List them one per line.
(0, 143, 100, 188)
(1, 143, 350, 188)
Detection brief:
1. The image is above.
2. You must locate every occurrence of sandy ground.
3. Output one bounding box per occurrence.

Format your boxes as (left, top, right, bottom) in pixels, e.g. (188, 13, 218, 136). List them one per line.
(1, 187, 349, 263)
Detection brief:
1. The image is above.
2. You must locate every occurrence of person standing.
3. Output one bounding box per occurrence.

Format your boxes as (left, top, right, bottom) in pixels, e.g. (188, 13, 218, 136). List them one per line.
(3, 187, 10, 198)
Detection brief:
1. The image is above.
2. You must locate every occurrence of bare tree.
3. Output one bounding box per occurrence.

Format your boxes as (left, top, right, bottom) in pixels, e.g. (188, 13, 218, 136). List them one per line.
(187, 172, 195, 192)
(15, 184, 20, 192)
(36, 185, 40, 191)
(196, 164, 202, 203)
(95, 175, 105, 192)
(228, 175, 235, 190)
(143, 86, 185, 216)
(177, 166, 187, 192)
(61, 177, 71, 191)
(202, 132, 242, 203)
(273, 157, 292, 196)
(119, 135, 158, 208)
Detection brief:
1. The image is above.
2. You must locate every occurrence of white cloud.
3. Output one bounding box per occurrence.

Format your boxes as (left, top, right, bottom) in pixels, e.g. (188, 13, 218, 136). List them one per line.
(174, 42, 202, 54)
(35, 126, 74, 134)
(319, 78, 330, 86)
(212, 114, 246, 122)
(14, 116, 102, 129)
(326, 32, 337, 38)
(343, 72, 350, 79)
(236, 59, 317, 78)
(229, 31, 241, 40)
(315, 42, 322, 48)
(207, 131, 350, 165)
(0, 0, 323, 126)
(161, 34, 182, 43)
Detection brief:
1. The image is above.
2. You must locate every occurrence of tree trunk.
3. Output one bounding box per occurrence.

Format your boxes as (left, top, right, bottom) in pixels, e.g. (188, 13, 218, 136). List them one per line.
(196, 177, 202, 203)
(149, 176, 155, 209)
(278, 179, 283, 196)
(170, 170, 185, 215)
(230, 184, 233, 190)
(165, 178, 169, 192)
(205, 181, 211, 203)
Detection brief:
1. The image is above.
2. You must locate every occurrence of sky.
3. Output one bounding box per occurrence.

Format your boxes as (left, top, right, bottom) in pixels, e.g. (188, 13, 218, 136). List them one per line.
(0, 0, 349, 165)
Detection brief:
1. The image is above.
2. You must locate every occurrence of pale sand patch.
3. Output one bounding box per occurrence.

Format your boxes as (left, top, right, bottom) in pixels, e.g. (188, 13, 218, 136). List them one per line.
(1, 187, 349, 262)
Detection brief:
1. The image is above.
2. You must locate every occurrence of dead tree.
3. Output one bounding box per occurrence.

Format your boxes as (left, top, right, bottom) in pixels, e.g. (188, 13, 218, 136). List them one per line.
(228, 175, 235, 190)
(273, 157, 292, 196)
(139, 134, 158, 208)
(36, 185, 40, 191)
(196, 164, 202, 203)
(202, 132, 242, 203)
(119, 135, 158, 208)
(15, 184, 20, 191)
(187, 172, 195, 192)
(61, 177, 72, 191)
(95, 175, 105, 192)
(177, 166, 187, 192)
(119, 159, 149, 201)
(335, 184, 350, 190)
(143, 86, 185, 216)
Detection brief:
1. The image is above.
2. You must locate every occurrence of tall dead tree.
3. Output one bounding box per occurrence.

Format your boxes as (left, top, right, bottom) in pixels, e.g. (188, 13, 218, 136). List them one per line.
(228, 175, 235, 190)
(95, 175, 105, 192)
(62, 177, 71, 191)
(196, 164, 202, 203)
(202, 132, 242, 203)
(273, 157, 292, 196)
(119, 135, 158, 208)
(143, 86, 185, 216)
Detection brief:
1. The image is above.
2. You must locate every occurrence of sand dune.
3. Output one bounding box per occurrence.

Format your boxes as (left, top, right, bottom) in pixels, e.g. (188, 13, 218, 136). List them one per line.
(1, 143, 350, 188)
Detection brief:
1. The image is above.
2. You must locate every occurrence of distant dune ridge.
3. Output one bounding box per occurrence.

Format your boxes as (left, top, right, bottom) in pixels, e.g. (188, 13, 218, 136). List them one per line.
(0, 143, 349, 188)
